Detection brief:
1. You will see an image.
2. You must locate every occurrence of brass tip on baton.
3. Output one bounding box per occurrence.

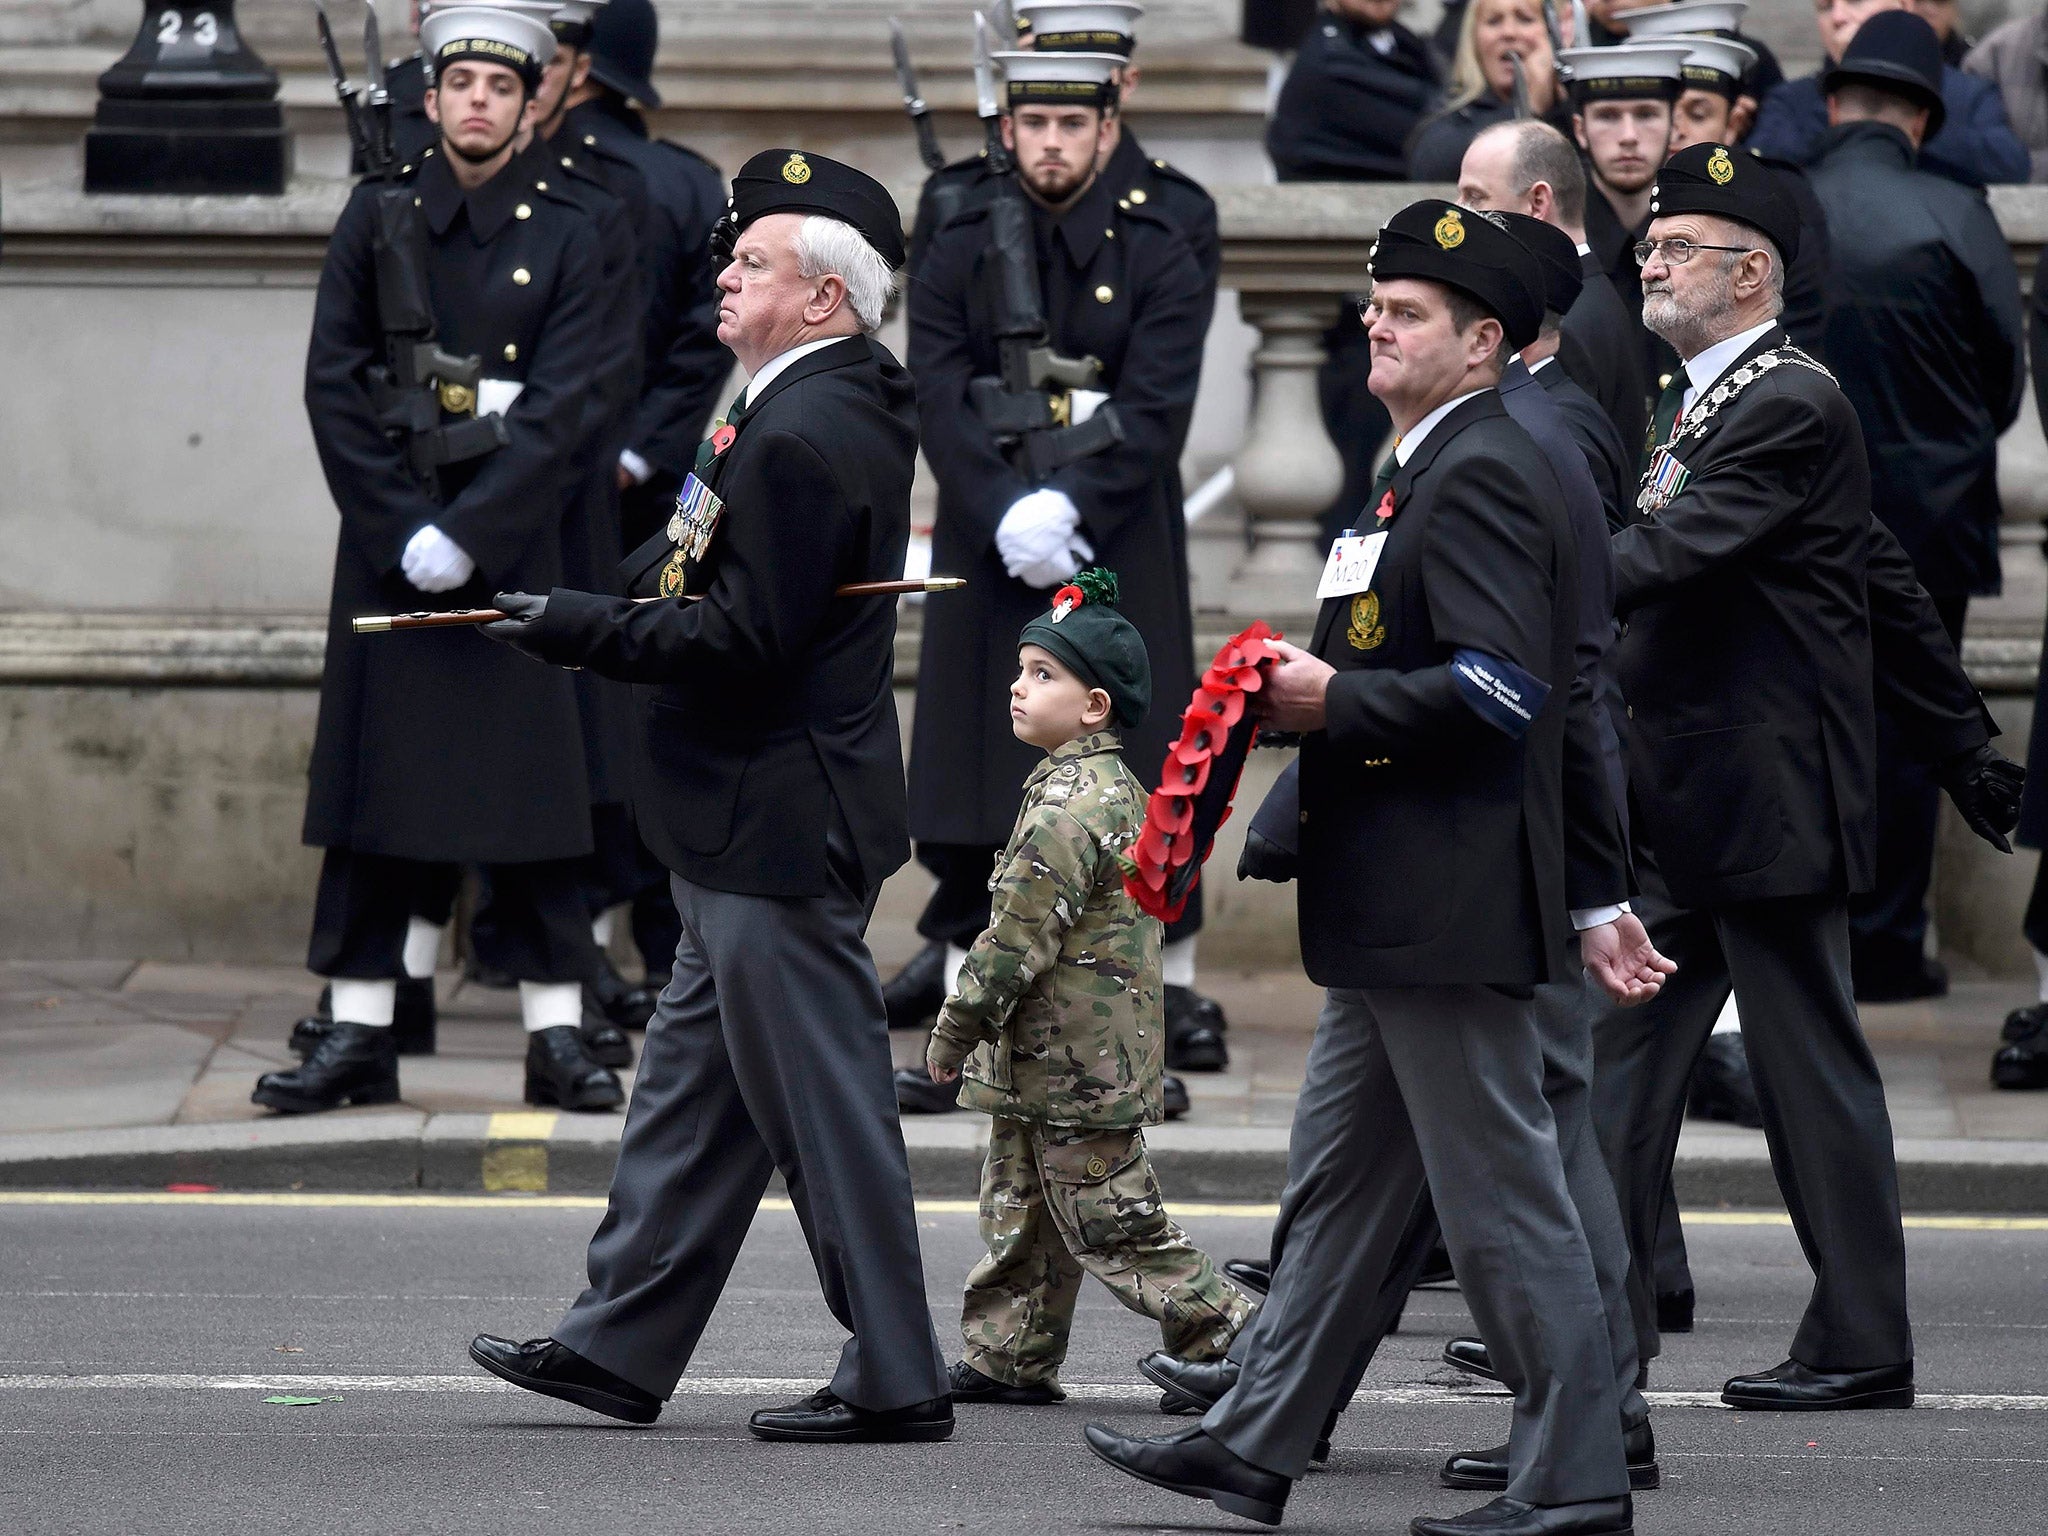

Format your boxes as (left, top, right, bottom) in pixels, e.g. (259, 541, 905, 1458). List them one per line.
(352, 616, 394, 634)
(923, 576, 968, 592)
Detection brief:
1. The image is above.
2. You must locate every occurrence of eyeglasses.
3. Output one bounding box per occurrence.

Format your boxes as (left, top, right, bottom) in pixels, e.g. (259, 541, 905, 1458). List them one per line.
(1632, 238, 1758, 267)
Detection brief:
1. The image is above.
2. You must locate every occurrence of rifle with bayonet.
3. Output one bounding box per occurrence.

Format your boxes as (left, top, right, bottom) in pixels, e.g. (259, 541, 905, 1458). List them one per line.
(314, 0, 503, 485)
(888, 18, 947, 172)
(963, 11, 1124, 484)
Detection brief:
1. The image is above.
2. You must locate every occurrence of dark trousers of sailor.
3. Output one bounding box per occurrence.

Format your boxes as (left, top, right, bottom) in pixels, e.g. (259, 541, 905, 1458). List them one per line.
(1227, 968, 1646, 1440)
(916, 841, 1202, 949)
(309, 848, 590, 983)
(1591, 885, 1913, 1372)
(1849, 590, 1969, 980)
(553, 824, 948, 1411)
(1204, 984, 1626, 1505)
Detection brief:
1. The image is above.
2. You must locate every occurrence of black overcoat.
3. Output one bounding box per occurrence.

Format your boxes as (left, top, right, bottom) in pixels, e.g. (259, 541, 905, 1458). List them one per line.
(301, 153, 606, 864)
(905, 171, 1208, 848)
(1539, 359, 1633, 534)
(1559, 248, 1650, 462)
(520, 336, 917, 901)
(1612, 326, 1878, 907)
(1809, 122, 2024, 600)
(1265, 8, 1441, 183)
(1296, 393, 1626, 989)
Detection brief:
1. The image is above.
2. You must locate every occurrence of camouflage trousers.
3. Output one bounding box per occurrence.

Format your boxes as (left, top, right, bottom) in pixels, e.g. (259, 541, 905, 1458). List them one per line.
(960, 1116, 1256, 1389)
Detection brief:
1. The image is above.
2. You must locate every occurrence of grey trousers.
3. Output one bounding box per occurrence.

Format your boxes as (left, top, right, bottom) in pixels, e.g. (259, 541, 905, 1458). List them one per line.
(1591, 890, 1912, 1372)
(554, 865, 948, 1412)
(1205, 985, 1626, 1505)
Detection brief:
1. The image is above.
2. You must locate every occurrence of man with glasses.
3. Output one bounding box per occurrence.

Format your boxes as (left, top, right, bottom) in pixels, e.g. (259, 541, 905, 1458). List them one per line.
(1590, 143, 2020, 1411)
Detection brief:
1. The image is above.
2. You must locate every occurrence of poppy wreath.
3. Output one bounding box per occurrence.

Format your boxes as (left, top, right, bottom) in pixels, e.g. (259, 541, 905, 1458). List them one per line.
(1121, 620, 1285, 923)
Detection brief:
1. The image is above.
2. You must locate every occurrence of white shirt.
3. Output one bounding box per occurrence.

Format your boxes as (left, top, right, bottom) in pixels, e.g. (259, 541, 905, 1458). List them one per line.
(1389, 383, 1627, 933)
(1574, 242, 1593, 258)
(740, 334, 849, 410)
(1529, 354, 1557, 375)
(1393, 387, 1490, 466)
(1680, 319, 1775, 417)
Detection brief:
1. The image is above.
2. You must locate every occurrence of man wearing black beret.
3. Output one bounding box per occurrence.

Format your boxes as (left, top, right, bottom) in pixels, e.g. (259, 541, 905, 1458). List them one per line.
(1084, 198, 1672, 1536)
(1592, 141, 2021, 1413)
(468, 149, 955, 1445)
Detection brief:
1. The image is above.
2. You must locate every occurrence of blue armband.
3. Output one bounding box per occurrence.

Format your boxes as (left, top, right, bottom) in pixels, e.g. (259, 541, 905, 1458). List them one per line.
(1450, 649, 1551, 740)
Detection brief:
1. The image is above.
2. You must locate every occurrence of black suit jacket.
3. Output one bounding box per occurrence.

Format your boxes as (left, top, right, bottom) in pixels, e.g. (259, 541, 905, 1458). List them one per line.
(524, 335, 915, 900)
(1613, 325, 1878, 907)
(1538, 359, 1633, 534)
(1297, 391, 1626, 989)
(1558, 248, 1650, 464)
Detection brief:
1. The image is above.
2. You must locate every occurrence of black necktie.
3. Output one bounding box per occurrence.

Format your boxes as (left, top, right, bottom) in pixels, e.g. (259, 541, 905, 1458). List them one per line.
(693, 386, 749, 473)
(1647, 373, 1687, 456)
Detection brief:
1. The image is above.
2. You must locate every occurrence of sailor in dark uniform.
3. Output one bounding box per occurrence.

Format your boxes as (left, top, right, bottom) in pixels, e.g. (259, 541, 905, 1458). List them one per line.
(257, 5, 625, 1116)
(892, 4, 1230, 1076)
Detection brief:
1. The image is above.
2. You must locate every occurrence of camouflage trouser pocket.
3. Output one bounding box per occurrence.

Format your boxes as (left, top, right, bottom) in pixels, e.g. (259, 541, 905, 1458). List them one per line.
(1039, 1129, 1171, 1254)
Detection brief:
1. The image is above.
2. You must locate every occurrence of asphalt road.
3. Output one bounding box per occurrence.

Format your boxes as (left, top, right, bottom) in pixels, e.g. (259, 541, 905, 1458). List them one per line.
(0, 1193, 2042, 1536)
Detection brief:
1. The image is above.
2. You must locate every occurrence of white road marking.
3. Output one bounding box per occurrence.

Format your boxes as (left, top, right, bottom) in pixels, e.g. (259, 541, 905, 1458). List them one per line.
(0, 1374, 2041, 1410)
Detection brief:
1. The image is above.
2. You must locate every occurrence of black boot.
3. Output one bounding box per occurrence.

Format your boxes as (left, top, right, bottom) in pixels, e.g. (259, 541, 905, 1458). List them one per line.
(253, 1023, 400, 1114)
(590, 953, 658, 1031)
(524, 1026, 624, 1112)
(883, 941, 949, 1030)
(1165, 985, 1229, 1071)
(1686, 1033, 1763, 1127)
(290, 978, 436, 1059)
(1163, 1073, 1191, 1121)
(1994, 1008, 2048, 1089)
(579, 1003, 635, 1069)
(948, 1359, 1065, 1405)
(895, 1066, 963, 1114)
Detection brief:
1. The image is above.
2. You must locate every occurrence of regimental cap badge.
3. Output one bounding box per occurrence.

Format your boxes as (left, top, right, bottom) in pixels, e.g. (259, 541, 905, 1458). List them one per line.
(781, 153, 812, 185)
(1434, 207, 1465, 251)
(1707, 147, 1735, 186)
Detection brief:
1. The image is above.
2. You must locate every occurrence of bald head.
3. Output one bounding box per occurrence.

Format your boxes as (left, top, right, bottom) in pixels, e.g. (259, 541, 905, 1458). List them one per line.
(1459, 120, 1588, 236)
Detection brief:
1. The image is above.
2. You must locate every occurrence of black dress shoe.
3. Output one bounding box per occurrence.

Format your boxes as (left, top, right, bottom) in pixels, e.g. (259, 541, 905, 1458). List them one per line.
(1442, 1337, 1499, 1382)
(1083, 1422, 1289, 1526)
(1224, 1258, 1271, 1295)
(1441, 1418, 1658, 1492)
(524, 1025, 624, 1112)
(1994, 1033, 2048, 1090)
(1162, 1073, 1190, 1120)
(895, 1066, 962, 1114)
(1164, 985, 1230, 1071)
(253, 1022, 400, 1114)
(1656, 1288, 1695, 1334)
(2002, 1003, 2048, 1043)
(468, 1334, 661, 1423)
(1416, 1239, 1456, 1288)
(579, 1009, 635, 1069)
(948, 1359, 1064, 1405)
(290, 978, 437, 1059)
(1137, 1350, 1241, 1413)
(1411, 1494, 1633, 1535)
(591, 968, 658, 1031)
(883, 941, 948, 1031)
(1685, 1032, 1763, 1127)
(1852, 952, 1948, 1004)
(748, 1388, 954, 1442)
(1721, 1358, 1913, 1410)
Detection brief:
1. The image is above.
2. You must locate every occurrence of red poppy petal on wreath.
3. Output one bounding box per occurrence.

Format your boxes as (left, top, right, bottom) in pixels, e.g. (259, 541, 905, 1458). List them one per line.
(1171, 730, 1215, 764)
(1168, 754, 1214, 797)
(1208, 688, 1246, 729)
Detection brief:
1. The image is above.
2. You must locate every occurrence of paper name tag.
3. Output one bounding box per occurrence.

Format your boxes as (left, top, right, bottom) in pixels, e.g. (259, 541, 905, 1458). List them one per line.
(1316, 531, 1387, 601)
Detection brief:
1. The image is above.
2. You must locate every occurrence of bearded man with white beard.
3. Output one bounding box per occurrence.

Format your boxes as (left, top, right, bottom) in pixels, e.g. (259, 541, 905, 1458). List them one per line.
(1585, 142, 2023, 1412)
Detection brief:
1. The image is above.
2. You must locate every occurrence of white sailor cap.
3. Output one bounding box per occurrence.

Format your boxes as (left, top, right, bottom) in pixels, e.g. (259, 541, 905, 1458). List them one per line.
(1558, 43, 1693, 103)
(1611, 2, 1752, 41)
(1679, 35, 1759, 97)
(490, 0, 608, 47)
(1015, 2, 1145, 57)
(419, 5, 555, 87)
(994, 49, 1124, 108)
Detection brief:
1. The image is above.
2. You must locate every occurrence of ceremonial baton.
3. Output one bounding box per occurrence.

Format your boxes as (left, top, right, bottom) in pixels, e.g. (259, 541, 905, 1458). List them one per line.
(353, 577, 968, 633)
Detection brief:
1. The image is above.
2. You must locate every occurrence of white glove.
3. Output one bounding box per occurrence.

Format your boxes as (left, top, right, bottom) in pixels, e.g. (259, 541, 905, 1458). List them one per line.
(401, 524, 476, 593)
(995, 488, 1082, 579)
(1015, 534, 1094, 590)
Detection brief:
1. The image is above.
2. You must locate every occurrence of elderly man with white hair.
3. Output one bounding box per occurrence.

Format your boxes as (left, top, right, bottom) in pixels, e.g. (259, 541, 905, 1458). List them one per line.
(469, 148, 956, 1446)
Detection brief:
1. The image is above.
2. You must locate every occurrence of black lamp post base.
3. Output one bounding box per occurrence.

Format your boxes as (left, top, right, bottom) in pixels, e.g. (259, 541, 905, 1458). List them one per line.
(84, 98, 291, 195)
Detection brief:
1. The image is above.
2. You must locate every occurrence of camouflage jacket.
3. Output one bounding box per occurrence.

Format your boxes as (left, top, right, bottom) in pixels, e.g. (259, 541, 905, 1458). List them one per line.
(931, 731, 1166, 1128)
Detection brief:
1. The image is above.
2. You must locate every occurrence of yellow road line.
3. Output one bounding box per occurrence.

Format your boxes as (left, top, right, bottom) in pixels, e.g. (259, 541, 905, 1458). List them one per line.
(0, 1191, 2042, 1229)
(480, 1111, 556, 1194)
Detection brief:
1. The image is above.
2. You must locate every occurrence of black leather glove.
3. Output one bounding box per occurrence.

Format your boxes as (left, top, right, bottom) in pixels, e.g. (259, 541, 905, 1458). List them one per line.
(1237, 758, 1302, 884)
(480, 590, 549, 661)
(1937, 743, 2024, 854)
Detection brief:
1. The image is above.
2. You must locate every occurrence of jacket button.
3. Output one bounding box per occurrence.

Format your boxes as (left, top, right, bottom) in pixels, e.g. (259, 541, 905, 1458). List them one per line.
(535, 180, 548, 191)
(1095, 285, 1114, 303)
(1626, 705, 1634, 720)
(512, 268, 531, 285)
(561, 156, 574, 168)
(1128, 188, 1148, 204)
(515, 203, 532, 220)
(503, 343, 518, 362)
(1085, 1158, 1108, 1178)
(1298, 810, 1309, 825)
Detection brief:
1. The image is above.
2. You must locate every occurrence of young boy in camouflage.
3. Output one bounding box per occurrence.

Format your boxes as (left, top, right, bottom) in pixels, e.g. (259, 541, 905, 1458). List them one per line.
(926, 569, 1255, 1405)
